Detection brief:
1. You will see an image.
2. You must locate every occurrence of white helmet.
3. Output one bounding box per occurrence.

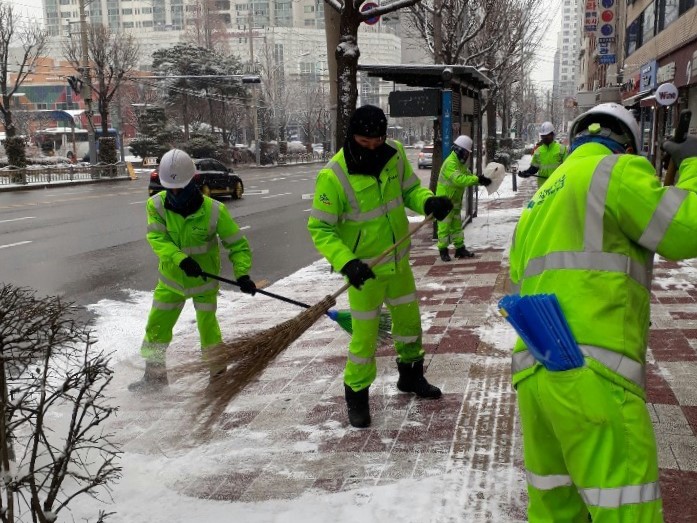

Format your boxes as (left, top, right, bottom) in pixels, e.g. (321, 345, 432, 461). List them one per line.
(453, 135, 473, 152)
(158, 149, 196, 189)
(539, 122, 555, 136)
(569, 103, 640, 153)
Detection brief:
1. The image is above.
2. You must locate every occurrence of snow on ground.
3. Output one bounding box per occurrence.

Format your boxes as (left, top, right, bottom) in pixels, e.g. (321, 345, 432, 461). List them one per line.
(63, 178, 528, 522)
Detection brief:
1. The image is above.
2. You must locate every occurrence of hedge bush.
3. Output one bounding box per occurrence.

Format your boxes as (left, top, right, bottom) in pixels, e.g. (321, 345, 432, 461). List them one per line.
(98, 137, 118, 165)
(3, 136, 27, 168)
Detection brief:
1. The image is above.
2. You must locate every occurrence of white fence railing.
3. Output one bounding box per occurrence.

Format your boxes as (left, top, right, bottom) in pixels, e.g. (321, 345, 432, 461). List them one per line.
(0, 163, 128, 186)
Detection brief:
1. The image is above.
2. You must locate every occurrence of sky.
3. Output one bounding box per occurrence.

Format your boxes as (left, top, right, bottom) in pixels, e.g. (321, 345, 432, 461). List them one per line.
(13, 0, 558, 88)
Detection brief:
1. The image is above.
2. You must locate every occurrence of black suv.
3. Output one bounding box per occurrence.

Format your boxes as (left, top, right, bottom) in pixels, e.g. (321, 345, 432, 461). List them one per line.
(148, 158, 244, 199)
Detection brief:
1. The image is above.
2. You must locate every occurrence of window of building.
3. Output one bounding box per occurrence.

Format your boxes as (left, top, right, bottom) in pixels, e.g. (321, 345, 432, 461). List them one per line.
(123, 21, 134, 27)
(626, 15, 642, 54)
(304, 18, 314, 26)
(642, 1, 656, 43)
(659, 0, 680, 29)
(300, 62, 316, 75)
(122, 8, 132, 15)
(304, 5, 314, 12)
(679, 0, 694, 13)
(216, 0, 231, 9)
(60, 11, 71, 17)
(143, 20, 153, 26)
(142, 7, 152, 13)
(221, 13, 231, 24)
(60, 0, 70, 5)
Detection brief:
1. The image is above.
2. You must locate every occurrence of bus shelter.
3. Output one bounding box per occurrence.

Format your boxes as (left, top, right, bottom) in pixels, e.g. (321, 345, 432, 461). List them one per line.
(357, 64, 492, 225)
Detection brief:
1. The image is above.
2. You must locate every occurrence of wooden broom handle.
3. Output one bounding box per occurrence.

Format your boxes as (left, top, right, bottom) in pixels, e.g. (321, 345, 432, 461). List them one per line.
(330, 215, 435, 300)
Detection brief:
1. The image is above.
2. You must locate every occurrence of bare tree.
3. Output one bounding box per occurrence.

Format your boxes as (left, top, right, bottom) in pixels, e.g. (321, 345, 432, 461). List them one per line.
(323, 0, 423, 146)
(0, 285, 120, 523)
(0, 2, 47, 138)
(183, 0, 230, 53)
(407, 0, 546, 157)
(64, 24, 140, 134)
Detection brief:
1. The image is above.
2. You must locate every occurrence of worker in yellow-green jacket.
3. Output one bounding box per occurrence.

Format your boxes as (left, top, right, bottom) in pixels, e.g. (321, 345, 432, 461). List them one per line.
(308, 105, 454, 428)
(519, 121, 567, 187)
(509, 102, 697, 522)
(129, 149, 257, 393)
(436, 134, 492, 261)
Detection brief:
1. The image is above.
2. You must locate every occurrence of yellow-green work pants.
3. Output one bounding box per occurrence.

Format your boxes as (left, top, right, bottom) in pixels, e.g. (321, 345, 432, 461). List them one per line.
(517, 366, 663, 523)
(345, 265, 424, 391)
(437, 198, 464, 250)
(140, 282, 222, 363)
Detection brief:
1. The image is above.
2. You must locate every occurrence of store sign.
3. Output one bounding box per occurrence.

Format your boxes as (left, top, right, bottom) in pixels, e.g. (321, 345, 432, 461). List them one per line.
(640, 60, 657, 91)
(657, 62, 676, 83)
(655, 82, 679, 105)
(584, 0, 599, 33)
(596, 0, 616, 64)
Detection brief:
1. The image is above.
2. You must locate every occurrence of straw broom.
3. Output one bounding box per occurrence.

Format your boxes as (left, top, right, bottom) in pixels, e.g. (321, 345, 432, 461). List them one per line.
(185, 216, 434, 427)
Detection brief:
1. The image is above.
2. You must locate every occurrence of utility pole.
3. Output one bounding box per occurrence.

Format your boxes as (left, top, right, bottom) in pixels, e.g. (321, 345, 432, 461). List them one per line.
(249, 11, 260, 166)
(78, 0, 97, 164)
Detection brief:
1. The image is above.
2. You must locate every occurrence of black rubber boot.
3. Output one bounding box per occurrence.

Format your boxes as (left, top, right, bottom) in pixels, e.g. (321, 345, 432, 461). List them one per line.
(439, 248, 451, 262)
(344, 384, 371, 428)
(128, 361, 168, 393)
(454, 246, 475, 258)
(396, 359, 442, 399)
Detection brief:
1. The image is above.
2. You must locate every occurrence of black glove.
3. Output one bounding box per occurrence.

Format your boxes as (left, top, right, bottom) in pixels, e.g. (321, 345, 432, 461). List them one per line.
(237, 275, 257, 295)
(424, 196, 454, 221)
(340, 259, 376, 290)
(477, 175, 492, 187)
(518, 169, 531, 178)
(662, 136, 697, 169)
(179, 257, 203, 278)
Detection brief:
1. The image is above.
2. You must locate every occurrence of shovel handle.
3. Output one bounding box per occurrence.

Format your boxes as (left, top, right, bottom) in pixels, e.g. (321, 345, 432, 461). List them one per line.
(330, 215, 435, 300)
(201, 272, 312, 310)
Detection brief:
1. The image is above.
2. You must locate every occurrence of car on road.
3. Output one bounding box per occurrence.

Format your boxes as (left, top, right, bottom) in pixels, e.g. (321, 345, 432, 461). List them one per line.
(417, 145, 434, 169)
(148, 157, 244, 199)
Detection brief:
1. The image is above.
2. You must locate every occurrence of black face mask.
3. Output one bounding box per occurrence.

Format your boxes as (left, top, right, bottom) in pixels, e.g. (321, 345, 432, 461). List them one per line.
(344, 138, 396, 176)
(165, 181, 202, 216)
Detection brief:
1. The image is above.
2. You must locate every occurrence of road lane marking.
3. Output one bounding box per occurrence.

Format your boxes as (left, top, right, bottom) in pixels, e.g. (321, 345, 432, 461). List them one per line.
(0, 241, 32, 250)
(0, 216, 35, 224)
(301, 194, 313, 200)
(129, 200, 147, 205)
(239, 226, 250, 230)
(244, 189, 269, 195)
(261, 192, 292, 199)
(304, 208, 312, 212)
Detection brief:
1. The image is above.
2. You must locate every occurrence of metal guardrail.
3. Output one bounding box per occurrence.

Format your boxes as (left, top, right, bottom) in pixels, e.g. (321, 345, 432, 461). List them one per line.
(0, 163, 128, 186)
(275, 152, 332, 165)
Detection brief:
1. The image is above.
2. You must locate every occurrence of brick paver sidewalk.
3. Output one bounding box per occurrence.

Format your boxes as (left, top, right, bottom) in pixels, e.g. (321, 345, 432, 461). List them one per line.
(107, 176, 697, 522)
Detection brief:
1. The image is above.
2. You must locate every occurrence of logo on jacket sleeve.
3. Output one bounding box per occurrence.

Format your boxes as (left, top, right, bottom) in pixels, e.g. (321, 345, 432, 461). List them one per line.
(319, 193, 332, 206)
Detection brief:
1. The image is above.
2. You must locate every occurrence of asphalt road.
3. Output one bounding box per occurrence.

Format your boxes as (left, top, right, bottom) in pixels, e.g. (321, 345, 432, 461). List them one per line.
(0, 150, 430, 319)
(0, 163, 325, 313)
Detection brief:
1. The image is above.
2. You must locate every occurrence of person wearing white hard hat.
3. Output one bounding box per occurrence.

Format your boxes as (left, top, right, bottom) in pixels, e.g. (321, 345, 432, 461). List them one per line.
(519, 121, 567, 187)
(435, 135, 492, 261)
(130, 149, 257, 393)
(509, 102, 697, 522)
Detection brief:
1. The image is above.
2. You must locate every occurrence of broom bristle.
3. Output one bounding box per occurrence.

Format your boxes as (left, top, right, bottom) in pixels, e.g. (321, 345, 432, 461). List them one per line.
(177, 295, 336, 428)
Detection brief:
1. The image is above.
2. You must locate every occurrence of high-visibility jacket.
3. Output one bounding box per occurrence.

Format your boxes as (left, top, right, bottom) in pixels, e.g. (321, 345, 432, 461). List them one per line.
(307, 139, 433, 276)
(146, 192, 252, 297)
(531, 141, 567, 183)
(510, 142, 697, 398)
(435, 151, 479, 201)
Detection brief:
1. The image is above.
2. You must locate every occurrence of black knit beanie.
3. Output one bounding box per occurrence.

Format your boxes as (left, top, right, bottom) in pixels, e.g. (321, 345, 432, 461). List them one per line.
(348, 105, 388, 138)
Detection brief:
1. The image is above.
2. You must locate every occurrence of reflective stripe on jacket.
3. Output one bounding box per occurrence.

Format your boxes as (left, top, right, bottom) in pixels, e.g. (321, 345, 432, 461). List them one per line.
(307, 139, 433, 276)
(435, 151, 479, 202)
(531, 141, 567, 179)
(146, 192, 252, 297)
(509, 142, 697, 398)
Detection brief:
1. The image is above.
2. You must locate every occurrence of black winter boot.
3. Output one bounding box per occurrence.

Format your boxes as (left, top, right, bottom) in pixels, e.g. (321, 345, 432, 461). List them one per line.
(396, 359, 442, 399)
(344, 384, 371, 428)
(439, 248, 451, 262)
(128, 361, 168, 393)
(454, 246, 475, 258)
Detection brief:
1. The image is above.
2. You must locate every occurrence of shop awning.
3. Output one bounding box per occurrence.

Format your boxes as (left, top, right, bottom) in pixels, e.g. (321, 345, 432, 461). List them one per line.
(640, 95, 657, 107)
(622, 90, 651, 107)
